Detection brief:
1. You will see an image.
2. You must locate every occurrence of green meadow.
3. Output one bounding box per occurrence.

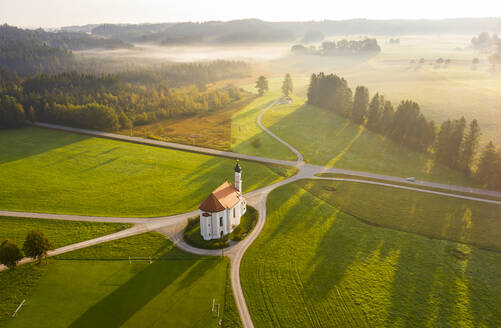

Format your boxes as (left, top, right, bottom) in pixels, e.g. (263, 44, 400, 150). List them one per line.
(1, 232, 241, 328)
(231, 92, 297, 161)
(0, 127, 292, 217)
(0, 217, 129, 249)
(240, 181, 501, 327)
(299, 179, 501, 251)
(262, 99, 480, 187)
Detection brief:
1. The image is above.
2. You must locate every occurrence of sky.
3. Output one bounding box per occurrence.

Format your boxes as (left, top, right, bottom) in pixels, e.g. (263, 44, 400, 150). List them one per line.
(1, 0, 500, 28)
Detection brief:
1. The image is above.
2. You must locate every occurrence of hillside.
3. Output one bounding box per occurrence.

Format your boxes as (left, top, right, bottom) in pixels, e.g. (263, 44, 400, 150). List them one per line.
(87, 18, 501, 45)
(0, 24, 132, 76)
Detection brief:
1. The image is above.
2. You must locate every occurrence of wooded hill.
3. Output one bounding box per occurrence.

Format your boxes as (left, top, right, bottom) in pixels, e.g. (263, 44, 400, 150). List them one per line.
(0, 24, 132, 76)
(72, 18, 501, 45)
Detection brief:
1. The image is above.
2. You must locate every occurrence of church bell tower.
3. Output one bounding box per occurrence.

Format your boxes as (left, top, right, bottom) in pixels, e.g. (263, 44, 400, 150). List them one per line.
(234, 161, 242, 193)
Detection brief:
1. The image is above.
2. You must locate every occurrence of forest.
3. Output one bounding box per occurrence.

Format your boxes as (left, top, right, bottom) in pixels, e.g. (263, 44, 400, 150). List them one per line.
(0, 24, 132, 76)
(307, 72, 501, 189)
(0, 61, 250, 132)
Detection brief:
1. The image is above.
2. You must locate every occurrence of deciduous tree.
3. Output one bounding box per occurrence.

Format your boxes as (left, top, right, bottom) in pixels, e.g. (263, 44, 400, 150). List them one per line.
(0, 239, 23, 269)
(23, 230, 51, 264)
(255, 76, 269, 96)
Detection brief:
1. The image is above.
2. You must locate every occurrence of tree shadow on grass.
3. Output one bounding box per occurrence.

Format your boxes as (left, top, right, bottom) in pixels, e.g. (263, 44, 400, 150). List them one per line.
(262, 182, 325, 246)
(174, 257, 220, 293)
(0, 127, 90, 164)
(80, 157, 120, 172)
(182, 156, 279, 199)
(466, 247, 501, 327)
(68, 255, 218, 328)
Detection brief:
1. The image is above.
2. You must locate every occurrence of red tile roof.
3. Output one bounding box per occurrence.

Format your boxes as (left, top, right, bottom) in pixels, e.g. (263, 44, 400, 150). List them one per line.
(199, 181, 242, 212)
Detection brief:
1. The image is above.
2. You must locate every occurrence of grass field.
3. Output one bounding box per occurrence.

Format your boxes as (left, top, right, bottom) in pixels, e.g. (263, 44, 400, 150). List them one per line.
(262, 99, 480, 187)
(0, 127, 292, 217)
(231, 92, 297, 160)
(298, 179, 501, 251)
(315, 173, 501, 201)
(265, 35, 501, 144)
(0, 217, 129, 249)
(118, 95, 256, 151)
(240, 181, 501, 327)
(1, 232, 241, 327)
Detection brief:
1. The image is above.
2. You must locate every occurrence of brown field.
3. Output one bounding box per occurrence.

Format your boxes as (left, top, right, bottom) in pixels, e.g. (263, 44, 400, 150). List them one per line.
(119, 95, 256, 150)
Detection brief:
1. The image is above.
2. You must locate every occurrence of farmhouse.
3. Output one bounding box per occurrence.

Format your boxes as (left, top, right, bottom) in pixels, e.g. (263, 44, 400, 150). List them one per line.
(199, 162, 247, 240)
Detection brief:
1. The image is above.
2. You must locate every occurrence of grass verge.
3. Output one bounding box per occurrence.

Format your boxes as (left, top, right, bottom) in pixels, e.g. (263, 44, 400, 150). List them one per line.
(0, 217, 130, 249)
(315, 173, 501, 201)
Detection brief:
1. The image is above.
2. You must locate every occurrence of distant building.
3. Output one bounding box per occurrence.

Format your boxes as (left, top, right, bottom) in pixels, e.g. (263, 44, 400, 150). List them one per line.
(198, 162, 246, 240)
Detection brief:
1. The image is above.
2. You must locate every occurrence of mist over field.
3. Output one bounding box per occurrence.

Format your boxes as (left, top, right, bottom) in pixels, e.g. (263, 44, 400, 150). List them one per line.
(76, 42, 291, 62)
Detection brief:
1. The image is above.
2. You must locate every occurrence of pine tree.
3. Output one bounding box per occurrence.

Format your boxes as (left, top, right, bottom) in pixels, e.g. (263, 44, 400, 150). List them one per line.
(351, 86, 369, 124)
(281, 73, 293, 97)
(435, 118, 467, 168)
(449, 117, 467, 168)
(307, 73, 318, 104)
(459, 119, 481, 173)
(476, 141, 501, 189)
(387, 100, 420, 145)
(366, 93, 383, 131)
(379, 101, 394, 133)
(255, 76, 269, 96)
(436, 120, 453, 165)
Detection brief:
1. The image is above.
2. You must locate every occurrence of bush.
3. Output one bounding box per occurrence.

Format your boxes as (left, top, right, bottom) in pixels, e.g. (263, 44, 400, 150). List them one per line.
(186, 216, 199, 230)
(229, 206, 258, 241)
(251, 136, 262, 148)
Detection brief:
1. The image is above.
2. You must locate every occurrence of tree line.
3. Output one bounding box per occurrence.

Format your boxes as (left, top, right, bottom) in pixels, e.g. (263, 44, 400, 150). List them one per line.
(0, 68, 246, 131)
(291, 38, 381, 56)
(471, 32, 501, 54)
(87, 18, 501, 45)
(307, 72, 501, 190)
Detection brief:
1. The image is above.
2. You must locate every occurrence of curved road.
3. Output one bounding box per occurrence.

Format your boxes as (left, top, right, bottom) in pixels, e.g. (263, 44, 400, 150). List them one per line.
(256, 99, 304, 164)
(3, 99, 501, 327)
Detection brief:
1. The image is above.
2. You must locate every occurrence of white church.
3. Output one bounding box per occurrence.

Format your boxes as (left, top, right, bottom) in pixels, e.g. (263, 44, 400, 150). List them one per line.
(198, 161, 247, 240)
